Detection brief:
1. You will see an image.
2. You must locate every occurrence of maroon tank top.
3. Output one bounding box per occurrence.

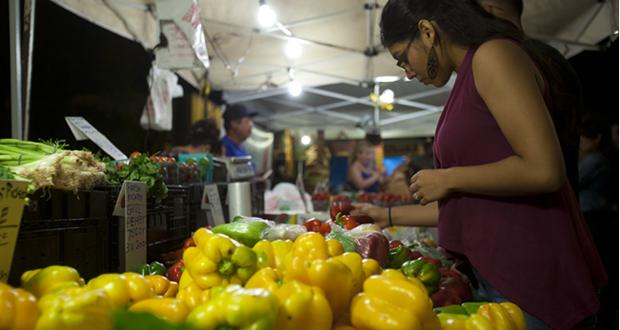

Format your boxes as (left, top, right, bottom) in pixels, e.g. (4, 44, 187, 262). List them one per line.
(434, 45, 607, 329)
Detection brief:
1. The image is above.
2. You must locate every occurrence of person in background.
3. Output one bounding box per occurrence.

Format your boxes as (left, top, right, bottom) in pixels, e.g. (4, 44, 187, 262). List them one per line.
(169, 118, 222, 157)
(304, 129, 332, 193)
(221, 104, 257, 157)
(351, 0, 606, 328)
(347, 139, 384, 193)
(477, 0, 582, 193)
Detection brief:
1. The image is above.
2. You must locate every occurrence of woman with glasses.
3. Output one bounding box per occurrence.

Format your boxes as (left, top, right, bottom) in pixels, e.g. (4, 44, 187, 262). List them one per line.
(352, 0, 607, 328)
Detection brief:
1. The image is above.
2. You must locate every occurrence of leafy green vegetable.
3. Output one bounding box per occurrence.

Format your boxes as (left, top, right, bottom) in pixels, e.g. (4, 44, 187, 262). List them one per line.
(105, 154, 167, 200)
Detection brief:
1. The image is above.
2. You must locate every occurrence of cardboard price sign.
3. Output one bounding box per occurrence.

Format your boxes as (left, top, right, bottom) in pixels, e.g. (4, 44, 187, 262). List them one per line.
(113, 181, 147, 272)
(201, 184, 225, 226)
(0, 180, 28, 283)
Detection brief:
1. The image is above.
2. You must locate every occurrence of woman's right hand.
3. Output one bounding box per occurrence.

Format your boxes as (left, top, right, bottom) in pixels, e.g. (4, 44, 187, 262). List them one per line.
(351, 203, 388, 228)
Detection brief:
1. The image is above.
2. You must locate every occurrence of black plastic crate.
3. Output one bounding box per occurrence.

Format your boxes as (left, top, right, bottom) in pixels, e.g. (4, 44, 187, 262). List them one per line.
(21, 189, 108, 224)
(9, 217, 108, 286)
(100, 184, 190, 271)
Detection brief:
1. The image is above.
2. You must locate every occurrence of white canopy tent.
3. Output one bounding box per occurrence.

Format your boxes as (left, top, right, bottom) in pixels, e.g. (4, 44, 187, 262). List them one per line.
(10, 0, 619, 139)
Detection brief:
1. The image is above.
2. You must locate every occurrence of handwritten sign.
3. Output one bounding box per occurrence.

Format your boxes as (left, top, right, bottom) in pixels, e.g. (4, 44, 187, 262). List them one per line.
(113, 181, 147, 272)
(65, 116, 127, 160)
(201, 184, 225, 226)
(0, 180, 28, 283)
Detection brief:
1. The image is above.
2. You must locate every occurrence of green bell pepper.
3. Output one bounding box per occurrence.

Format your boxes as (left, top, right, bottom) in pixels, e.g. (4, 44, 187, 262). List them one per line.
(139, 261, 167, 276)
(388, 245, 411, 269)
(401, 258, 441, 288)
(212, 218, 268, 247)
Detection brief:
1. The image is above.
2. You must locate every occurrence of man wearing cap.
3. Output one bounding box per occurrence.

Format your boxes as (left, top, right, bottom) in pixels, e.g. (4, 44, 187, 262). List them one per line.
(221, 104, 257, 157)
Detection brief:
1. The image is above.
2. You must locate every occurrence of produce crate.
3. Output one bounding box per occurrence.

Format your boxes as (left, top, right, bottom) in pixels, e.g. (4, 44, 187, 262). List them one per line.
(187, 184, 208, 231)
(99, 184, 190, 271)
(10, 191, 109, 286)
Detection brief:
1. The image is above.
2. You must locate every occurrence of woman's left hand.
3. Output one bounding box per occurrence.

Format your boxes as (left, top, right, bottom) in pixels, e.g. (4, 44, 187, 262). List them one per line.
(409, 169, 452, 205)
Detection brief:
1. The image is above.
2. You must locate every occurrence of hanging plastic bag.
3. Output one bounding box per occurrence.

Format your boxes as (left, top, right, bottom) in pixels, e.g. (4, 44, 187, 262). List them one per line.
(140, 65, 183, 131)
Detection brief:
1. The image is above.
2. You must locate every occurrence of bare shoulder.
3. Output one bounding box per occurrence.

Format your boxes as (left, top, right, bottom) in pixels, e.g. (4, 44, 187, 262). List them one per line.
(472, 39, 534, 72)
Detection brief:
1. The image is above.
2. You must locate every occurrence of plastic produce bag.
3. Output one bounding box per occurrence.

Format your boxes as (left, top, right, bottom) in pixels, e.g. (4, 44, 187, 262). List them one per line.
(325, 225, 357, 252)
(261, 224, 308, 241)
(140, 65, 183, 131)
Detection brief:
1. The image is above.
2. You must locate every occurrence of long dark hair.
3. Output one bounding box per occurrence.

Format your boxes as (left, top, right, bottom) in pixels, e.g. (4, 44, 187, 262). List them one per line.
(380, 0, 523, 47)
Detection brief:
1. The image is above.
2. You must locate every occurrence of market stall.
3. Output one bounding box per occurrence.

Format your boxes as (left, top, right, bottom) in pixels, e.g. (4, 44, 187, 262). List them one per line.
(3, 0, 618, 329)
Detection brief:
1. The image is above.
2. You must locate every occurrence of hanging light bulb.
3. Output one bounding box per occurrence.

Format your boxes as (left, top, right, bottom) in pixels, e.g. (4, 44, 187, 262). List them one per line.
(288, 80, 302, 97)
(257, 1, 277, 27)
(284, 40, 302, 59)
(301, 135, 312, 146)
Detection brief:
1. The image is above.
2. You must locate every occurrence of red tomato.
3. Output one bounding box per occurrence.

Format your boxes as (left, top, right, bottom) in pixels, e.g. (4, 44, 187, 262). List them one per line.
(303, 219, 322, 231)
(389, 240, 403, 250)
(318, 222, 331, 235)
(343, 218, 359, 230)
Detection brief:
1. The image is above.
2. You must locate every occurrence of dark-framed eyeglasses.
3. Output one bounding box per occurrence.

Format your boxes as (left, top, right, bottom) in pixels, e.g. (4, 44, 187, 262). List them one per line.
(395, 38, 414, 69)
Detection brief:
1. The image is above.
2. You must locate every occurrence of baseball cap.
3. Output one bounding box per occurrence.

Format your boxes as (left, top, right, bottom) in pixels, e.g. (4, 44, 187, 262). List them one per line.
(223, 104, 258, 121)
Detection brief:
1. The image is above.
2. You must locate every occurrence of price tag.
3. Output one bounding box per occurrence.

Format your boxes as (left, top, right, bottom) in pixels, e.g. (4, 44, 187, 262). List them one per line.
(0, 180, 28, 283)
(65, 116, 127, 160)
(113, 181, 147, 272)
(201, 184, 225, 225)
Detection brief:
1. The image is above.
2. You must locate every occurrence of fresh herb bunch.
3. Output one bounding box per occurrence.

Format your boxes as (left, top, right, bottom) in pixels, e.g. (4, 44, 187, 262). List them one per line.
(105, 154, 168, 200)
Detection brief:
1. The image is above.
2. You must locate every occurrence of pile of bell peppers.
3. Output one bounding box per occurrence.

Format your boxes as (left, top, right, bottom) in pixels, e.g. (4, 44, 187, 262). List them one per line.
(435, 301, 526, 330)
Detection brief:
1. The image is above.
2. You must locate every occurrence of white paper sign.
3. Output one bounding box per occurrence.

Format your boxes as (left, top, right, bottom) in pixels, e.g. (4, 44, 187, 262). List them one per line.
(0, 180, 28, 283)
(201, 184, 225, 226)
(114, 181, 147, 272)
(65, 116, 127, 160)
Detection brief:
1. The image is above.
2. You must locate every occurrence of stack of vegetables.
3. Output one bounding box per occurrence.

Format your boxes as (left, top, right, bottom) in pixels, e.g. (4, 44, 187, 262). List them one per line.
(105, 153, 168, 200)
(0, 223, 527, 330)
(0, 139, 105, 192)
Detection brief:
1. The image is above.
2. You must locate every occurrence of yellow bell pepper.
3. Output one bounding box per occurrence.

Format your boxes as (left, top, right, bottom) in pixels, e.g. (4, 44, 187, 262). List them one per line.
(144, 275, 178, 297)
(476, 302, 525, 330)
(177, 281, 210, 309)
(326, 239, 344, 257)
(284, 232, 331, 284)
(129, 298, 189, 323)
(0, 282, 39, 330)
(252, 239, 293, 275)
(36, 287, 112, 330)
(306, 257, 354, 320)
(186, 285, 279, 330)
(350, 272, 440, 330)
(275, 280, 332, 330)
(332, 252, 364, 295)
(245, 267, 283, 293)
(361, 258, 382, 280)
(290, 232, 329, 261)
(465, 314, 494, 330)
(21, 265, 84, 297)
(86, 273, 154, 308)
(184, 229, 258, 290)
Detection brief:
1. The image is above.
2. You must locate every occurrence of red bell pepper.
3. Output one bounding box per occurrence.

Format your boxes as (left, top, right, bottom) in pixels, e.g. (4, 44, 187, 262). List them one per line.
(166, 260, 185, 282)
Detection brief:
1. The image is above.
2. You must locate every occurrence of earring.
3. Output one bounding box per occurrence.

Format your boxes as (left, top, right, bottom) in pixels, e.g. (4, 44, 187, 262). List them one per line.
(427, 47, 439, 80)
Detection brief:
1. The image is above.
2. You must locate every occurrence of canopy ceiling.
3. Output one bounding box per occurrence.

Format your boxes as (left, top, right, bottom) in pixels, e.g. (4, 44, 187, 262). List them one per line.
(49, 0, 618, 138)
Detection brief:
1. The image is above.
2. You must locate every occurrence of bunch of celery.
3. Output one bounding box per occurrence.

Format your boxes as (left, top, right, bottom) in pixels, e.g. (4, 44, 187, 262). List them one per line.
(0, 139, 105, 192)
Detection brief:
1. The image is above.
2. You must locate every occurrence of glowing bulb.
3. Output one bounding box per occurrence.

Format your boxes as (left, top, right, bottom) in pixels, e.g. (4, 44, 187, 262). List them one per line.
(257, 4, 277, 27)
(288, 80, 302, 97)
(285, 40, 302, 59)
(301, 135, 312, 145)
(379, 89, 394, 104)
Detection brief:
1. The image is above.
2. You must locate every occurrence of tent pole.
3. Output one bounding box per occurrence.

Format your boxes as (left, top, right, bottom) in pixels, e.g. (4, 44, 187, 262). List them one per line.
(9, 0, 23, 139)
(23, 0, 36, 140)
